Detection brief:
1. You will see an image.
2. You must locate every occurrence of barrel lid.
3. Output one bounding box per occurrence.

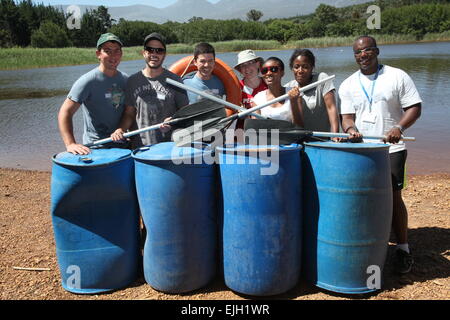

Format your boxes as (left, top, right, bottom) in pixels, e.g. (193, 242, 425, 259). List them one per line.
(216, 143, 302, 153)
(304, 141, 389, 149)
(132, 142, 210, 161)
(52, 148, 131, 167)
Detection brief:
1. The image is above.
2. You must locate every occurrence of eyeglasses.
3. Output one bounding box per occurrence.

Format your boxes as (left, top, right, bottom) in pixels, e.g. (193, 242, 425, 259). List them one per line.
(261, 66, 280, 75)
(354, 47, 377, 56)
(145, 46, 166, 54)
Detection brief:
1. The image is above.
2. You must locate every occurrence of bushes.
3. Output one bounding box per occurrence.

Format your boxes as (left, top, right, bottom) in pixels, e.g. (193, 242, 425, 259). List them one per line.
(30, 21, 72, 48)
(381, 3, 450, 39)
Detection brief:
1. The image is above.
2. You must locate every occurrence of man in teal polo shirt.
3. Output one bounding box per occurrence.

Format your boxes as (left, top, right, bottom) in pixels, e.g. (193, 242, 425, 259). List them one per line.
(57, 33, 128, 155)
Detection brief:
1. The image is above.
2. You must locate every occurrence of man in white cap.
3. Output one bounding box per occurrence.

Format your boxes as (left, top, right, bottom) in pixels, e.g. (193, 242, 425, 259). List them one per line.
(58, 33, 128, 155)
(111, 32, 189, 147)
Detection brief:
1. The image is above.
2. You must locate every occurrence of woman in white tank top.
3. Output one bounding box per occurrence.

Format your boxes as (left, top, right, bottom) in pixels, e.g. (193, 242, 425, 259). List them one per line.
(251, 57, 303, 127)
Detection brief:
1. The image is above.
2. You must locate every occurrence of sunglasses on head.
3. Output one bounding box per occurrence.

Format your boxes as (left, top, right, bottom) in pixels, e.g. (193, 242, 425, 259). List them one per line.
(261, 66, 280, 75)
(145, 46, 166, 54)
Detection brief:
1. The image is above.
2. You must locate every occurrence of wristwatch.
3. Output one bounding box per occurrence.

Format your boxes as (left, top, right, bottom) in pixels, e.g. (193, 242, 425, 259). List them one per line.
(393, 124, 405, 133)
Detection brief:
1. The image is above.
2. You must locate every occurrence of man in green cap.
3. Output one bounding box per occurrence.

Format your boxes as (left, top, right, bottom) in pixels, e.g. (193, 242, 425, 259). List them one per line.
(57, 33, 129, 155)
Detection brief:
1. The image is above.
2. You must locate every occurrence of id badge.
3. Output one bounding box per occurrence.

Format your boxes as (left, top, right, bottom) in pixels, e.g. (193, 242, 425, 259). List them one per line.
(362, 112, 377, 124)
(157, 92, 166, 100)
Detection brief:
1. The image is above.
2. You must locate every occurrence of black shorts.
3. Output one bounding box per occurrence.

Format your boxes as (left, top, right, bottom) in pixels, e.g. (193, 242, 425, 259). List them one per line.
(390, 150, 407, 191)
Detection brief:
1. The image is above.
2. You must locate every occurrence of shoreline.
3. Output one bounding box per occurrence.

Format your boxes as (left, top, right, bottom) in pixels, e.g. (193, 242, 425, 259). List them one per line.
(1, 37, 449, 71)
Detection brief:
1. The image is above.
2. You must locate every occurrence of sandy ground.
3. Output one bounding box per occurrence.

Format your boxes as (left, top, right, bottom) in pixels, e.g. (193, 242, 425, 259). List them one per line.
(0, 168, 448, 301)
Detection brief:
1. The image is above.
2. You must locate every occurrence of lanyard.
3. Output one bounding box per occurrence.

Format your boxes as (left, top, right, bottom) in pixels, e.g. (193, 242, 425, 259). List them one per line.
(359, 65, 382, 113)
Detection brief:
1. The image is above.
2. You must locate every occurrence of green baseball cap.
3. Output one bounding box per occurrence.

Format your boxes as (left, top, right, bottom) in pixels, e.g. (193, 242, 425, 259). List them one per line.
(96, 33, 123, 49)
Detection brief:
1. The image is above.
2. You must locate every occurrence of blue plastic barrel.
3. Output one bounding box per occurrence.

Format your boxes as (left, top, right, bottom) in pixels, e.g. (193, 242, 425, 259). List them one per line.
(132, 142, 217, 293)
(217, 144, 302, 296)
(51, 149, 140, 294)
(302, 142, 393, 294)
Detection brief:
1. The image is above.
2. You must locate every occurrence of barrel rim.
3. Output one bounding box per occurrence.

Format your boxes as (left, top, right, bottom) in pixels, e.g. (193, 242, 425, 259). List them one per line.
(52, 149, 132, 168)
(216, 143, 303, 153)
(304, 141, 390, 150)
(131, 142, 213, 163)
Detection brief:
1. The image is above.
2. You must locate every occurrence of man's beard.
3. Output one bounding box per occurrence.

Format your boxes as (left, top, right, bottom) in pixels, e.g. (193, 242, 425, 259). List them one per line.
(146, 59, 163, 69)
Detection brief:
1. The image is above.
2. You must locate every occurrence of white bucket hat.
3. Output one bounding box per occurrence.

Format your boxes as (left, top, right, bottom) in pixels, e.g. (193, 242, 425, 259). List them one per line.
(234, 49, 264, 71)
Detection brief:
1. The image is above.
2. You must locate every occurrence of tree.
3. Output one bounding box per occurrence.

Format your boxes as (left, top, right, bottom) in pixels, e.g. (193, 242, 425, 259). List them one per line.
(31, 20, 71, 47)
(188, 16, 203, 23)
(110, 20, 173, 46)
(69, 6, 113, 47)
(239, 21, 268, 40)
(267, 20, 298, 43)
(314, 4, 338, 25)
(93, 5, 114, 30)
(247, 9, 263, 22)
(305, 18, 325, 38)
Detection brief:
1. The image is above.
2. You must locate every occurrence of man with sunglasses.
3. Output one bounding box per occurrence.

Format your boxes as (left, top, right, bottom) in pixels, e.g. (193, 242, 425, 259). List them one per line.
(339, 35, 422, 275)
(111, 33, 188, 147)
(58, 33, 128, 155)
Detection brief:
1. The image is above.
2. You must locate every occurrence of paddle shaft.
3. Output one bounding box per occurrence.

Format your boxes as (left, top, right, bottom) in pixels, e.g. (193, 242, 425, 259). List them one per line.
(238, 75, 336, 118)
(209, 75, 337, 128)
(166, 78, 267, 119)
(311, 131, 416, 141)
(84, 117, 183, 147)
(168, 75, 335, 121)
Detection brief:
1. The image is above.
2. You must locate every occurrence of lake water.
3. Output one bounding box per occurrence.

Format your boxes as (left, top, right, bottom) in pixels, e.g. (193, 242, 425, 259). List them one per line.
(1, 42, 449, 174)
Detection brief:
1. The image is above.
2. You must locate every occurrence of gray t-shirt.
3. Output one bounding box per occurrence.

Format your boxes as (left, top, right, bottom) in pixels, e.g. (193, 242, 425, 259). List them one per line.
(285, 72, 335, 132)
(125, 69, 189, 147)
(67, 67, 128, 144)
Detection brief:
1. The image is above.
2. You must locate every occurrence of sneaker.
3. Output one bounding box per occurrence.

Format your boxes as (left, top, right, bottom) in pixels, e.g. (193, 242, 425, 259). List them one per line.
(394, 249, 414, 274)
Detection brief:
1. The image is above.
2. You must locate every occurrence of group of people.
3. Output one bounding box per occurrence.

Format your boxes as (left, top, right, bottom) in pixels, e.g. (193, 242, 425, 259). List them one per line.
(58, 32, 421, 276)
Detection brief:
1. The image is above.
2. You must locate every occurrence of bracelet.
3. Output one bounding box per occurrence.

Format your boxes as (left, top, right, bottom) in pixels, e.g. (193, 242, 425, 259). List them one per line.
(393, 124, 404, 133)
(344, 126, 358, 133)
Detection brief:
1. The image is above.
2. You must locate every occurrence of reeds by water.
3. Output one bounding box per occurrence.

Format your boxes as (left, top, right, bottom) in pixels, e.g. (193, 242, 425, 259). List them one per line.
(1, 33, 449, 70)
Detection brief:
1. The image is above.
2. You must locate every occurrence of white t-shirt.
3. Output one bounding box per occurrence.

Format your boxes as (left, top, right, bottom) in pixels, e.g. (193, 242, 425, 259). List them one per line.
(285, 72, 335, 132)
(253, 89, 293, 122)
(339, 65, 422, 153)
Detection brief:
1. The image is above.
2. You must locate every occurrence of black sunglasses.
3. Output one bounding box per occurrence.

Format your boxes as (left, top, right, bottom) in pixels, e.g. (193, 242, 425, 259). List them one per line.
(261, 66, 280, 75)
(145, 46, 166, 54)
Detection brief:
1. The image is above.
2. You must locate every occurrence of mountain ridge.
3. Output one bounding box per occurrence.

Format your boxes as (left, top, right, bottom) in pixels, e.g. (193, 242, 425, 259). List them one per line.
(56, 0, 373, 24)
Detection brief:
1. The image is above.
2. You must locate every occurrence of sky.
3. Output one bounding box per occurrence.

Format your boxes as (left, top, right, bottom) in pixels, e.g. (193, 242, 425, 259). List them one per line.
(32, 0, 222, 8)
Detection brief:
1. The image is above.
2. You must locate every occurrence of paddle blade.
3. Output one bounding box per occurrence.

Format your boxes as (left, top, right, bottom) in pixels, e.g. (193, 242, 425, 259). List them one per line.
(244, 118, 298, 131)
(243, 118, 313, 145)
(172, 117, 224, 147)
(171, 99, 227, 129)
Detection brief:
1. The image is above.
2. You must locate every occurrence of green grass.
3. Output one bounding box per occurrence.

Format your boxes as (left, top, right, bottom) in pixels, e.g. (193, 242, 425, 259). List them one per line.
(284, 33, 450, 49)
(0, 46, 143, 70)
(211, 40, 281, 52)
(1, 33, 449, 70)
